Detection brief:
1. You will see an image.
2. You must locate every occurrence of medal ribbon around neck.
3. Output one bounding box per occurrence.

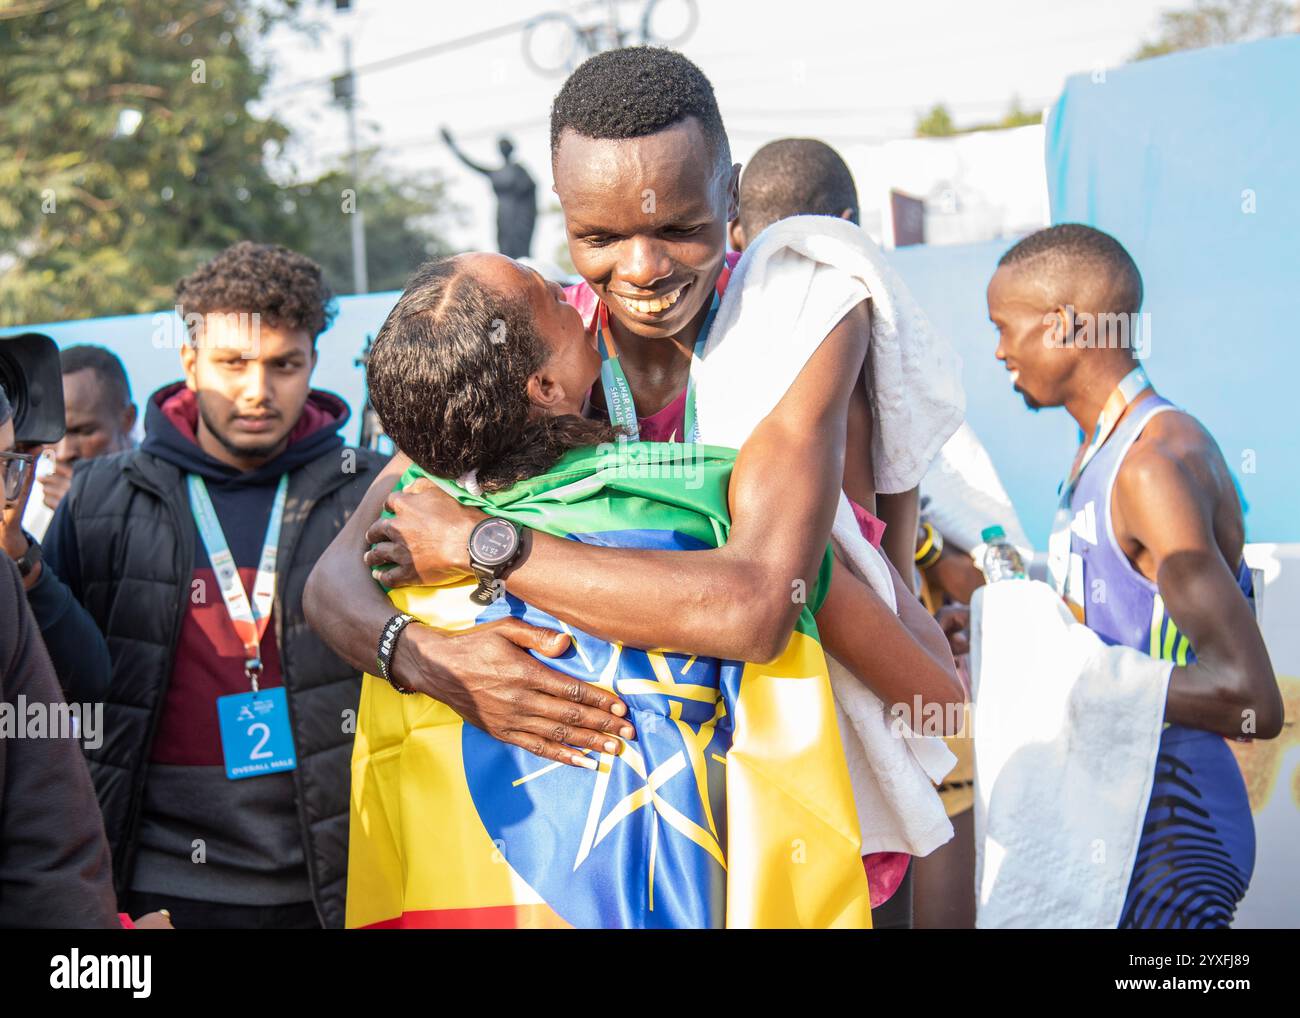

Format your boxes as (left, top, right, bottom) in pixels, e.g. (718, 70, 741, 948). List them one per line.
(595, 262, 733, 444)
(1057, 364, 1151, 507)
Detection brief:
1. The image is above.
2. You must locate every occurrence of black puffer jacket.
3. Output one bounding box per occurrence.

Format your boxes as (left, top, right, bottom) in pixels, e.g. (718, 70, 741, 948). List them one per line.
(43, 385, 386, 928)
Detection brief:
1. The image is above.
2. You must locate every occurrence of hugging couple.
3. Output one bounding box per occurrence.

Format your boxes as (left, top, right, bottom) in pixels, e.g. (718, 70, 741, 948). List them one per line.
(305, 46, 967, 930)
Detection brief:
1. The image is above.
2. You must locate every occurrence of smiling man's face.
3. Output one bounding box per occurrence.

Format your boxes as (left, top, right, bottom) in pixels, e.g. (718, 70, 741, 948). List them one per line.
(553, 117, 739, 342)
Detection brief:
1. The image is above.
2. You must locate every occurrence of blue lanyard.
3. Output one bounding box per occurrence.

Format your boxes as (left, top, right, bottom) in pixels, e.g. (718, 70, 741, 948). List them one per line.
(596, 289, 721, 443)
(187, 473, 288, 691)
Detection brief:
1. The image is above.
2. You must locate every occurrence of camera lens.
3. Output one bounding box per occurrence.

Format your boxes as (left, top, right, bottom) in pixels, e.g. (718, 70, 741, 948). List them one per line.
(0, 333, 65, 445)
(0, 350, 30, 430)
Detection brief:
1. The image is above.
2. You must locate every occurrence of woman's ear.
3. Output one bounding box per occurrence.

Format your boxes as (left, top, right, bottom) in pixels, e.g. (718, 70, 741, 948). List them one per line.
(526, 369, 564, 413)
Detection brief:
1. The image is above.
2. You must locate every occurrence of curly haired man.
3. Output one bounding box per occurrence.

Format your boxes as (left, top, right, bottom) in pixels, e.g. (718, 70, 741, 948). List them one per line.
(41, 241, 388, 929)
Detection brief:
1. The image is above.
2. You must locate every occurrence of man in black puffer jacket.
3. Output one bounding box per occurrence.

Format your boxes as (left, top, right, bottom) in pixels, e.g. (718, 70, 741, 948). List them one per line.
(42, 242, 387, 929)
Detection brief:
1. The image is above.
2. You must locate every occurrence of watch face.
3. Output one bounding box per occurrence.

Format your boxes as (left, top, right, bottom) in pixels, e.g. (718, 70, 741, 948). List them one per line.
(470, 519, 519, 567)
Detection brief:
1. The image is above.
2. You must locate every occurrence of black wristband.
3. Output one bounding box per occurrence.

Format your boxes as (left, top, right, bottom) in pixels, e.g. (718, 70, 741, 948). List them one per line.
(14, 531, 41, 578)
(376, 612, 417, 694)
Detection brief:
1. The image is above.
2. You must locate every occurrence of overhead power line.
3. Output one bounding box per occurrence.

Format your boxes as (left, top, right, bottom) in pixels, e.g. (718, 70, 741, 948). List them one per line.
(266, 14, 541, 97)
(268, 0, 698, 96)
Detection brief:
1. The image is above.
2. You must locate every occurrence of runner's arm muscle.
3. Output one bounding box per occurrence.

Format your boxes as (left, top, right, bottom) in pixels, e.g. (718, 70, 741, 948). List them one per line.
(1115, 446, 1282, 739)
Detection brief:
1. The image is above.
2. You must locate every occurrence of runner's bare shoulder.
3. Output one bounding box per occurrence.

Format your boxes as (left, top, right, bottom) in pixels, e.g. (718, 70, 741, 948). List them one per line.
(1116, 406, 1244, 559)
(1126, 408, 1231, 494)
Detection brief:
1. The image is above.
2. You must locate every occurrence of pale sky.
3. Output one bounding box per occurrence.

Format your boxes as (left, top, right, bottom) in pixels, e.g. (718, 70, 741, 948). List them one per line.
(255, 0, 1175, 268)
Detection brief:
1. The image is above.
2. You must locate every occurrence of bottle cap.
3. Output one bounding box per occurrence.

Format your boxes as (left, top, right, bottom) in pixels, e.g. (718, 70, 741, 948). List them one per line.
(981, 524, 1006, 543)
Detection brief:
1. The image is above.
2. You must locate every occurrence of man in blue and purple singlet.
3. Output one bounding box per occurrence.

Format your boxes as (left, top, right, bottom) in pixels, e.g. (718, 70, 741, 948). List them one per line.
(987, 223, 1282, 928)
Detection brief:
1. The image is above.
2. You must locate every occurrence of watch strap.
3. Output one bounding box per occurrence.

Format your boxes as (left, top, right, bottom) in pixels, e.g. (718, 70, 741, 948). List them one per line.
(15, 532, 41, 578)
(469, 564, 504, 605)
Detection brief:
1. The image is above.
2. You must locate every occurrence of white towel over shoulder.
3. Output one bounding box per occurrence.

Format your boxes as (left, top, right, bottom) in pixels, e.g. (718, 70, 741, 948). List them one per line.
(694, 215, 965, 495)
(693, 216, 966, 857)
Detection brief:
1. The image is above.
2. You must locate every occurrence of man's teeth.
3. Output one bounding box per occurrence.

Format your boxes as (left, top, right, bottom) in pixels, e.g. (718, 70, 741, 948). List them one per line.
(1009, 369, 1020, 385)
(619, 286, 683, 315)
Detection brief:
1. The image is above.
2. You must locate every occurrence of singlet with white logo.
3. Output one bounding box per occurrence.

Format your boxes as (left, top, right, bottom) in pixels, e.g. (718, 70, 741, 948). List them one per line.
(1051, 392, 1257, 928)
(1052, 393, 1253, 663)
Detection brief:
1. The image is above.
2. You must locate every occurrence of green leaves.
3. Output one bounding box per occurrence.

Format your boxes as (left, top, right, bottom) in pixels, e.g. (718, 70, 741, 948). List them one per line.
(0, 0, 387, 324)
(1, 0, 457, 323)
(1130, 0, 1292, 63)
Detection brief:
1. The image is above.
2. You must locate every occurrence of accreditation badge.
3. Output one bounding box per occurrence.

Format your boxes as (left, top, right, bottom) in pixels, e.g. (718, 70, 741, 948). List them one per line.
(216, 686, 297, 780)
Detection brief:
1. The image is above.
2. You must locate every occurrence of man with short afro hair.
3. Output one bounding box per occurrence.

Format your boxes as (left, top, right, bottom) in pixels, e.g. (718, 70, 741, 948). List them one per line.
(549, 45, 731, 172)
(997, 222, 1144, 320)
(308, 47, 964, 932)
(987, 223, 1281, 927)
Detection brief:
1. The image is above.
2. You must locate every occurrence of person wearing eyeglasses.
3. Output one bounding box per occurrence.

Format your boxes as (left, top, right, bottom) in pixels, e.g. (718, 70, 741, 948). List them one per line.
(0, 386, 118, 927)
(1, 385, 112, 705)
(1, 384, 176, 930)
(0, 440, 38, 538)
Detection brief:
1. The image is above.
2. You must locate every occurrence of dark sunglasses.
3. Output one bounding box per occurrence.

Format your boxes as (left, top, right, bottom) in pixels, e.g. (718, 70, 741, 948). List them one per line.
(0, 450, 38, 503)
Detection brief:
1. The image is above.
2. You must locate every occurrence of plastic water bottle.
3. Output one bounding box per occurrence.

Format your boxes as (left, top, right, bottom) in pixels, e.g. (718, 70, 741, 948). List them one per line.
(980, 525, 1027, 583)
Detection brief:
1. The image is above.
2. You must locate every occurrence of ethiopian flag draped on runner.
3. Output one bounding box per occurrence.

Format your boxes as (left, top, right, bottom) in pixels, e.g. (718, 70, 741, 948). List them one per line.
(346, 441, 871, 929)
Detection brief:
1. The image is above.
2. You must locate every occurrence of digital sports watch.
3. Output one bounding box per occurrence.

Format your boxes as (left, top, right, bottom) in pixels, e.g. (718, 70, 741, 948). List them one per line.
(467, 517, 523, 605)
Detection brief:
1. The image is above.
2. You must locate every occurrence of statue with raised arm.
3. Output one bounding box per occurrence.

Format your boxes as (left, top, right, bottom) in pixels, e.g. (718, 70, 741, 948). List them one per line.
(440, 127, 537, 258)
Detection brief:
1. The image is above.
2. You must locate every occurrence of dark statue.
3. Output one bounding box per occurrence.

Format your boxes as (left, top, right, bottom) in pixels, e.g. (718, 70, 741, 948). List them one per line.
(440, 127, 537, 259)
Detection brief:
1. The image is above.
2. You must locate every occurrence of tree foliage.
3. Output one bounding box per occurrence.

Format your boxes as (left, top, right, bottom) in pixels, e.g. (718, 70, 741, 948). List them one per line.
(915, 104, 957, 138)
(1132, 0, 1294, 60)
(287, 156, 460, 295)
(0, 0, 456, 325)
(915, 98, 1042, 139)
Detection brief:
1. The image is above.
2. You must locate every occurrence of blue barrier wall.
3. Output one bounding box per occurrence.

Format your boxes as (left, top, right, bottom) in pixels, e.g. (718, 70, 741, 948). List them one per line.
(10, 217, 1286, 551)
(1043, 36, 1300, 545)
(887, 240, 1081, 547)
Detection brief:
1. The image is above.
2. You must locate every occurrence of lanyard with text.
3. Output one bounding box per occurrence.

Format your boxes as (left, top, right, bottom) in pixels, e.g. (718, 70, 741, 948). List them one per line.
(187, 473, 288, 693)
(596, 280, 725, 444)
(1056, 364, 1152, 508)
